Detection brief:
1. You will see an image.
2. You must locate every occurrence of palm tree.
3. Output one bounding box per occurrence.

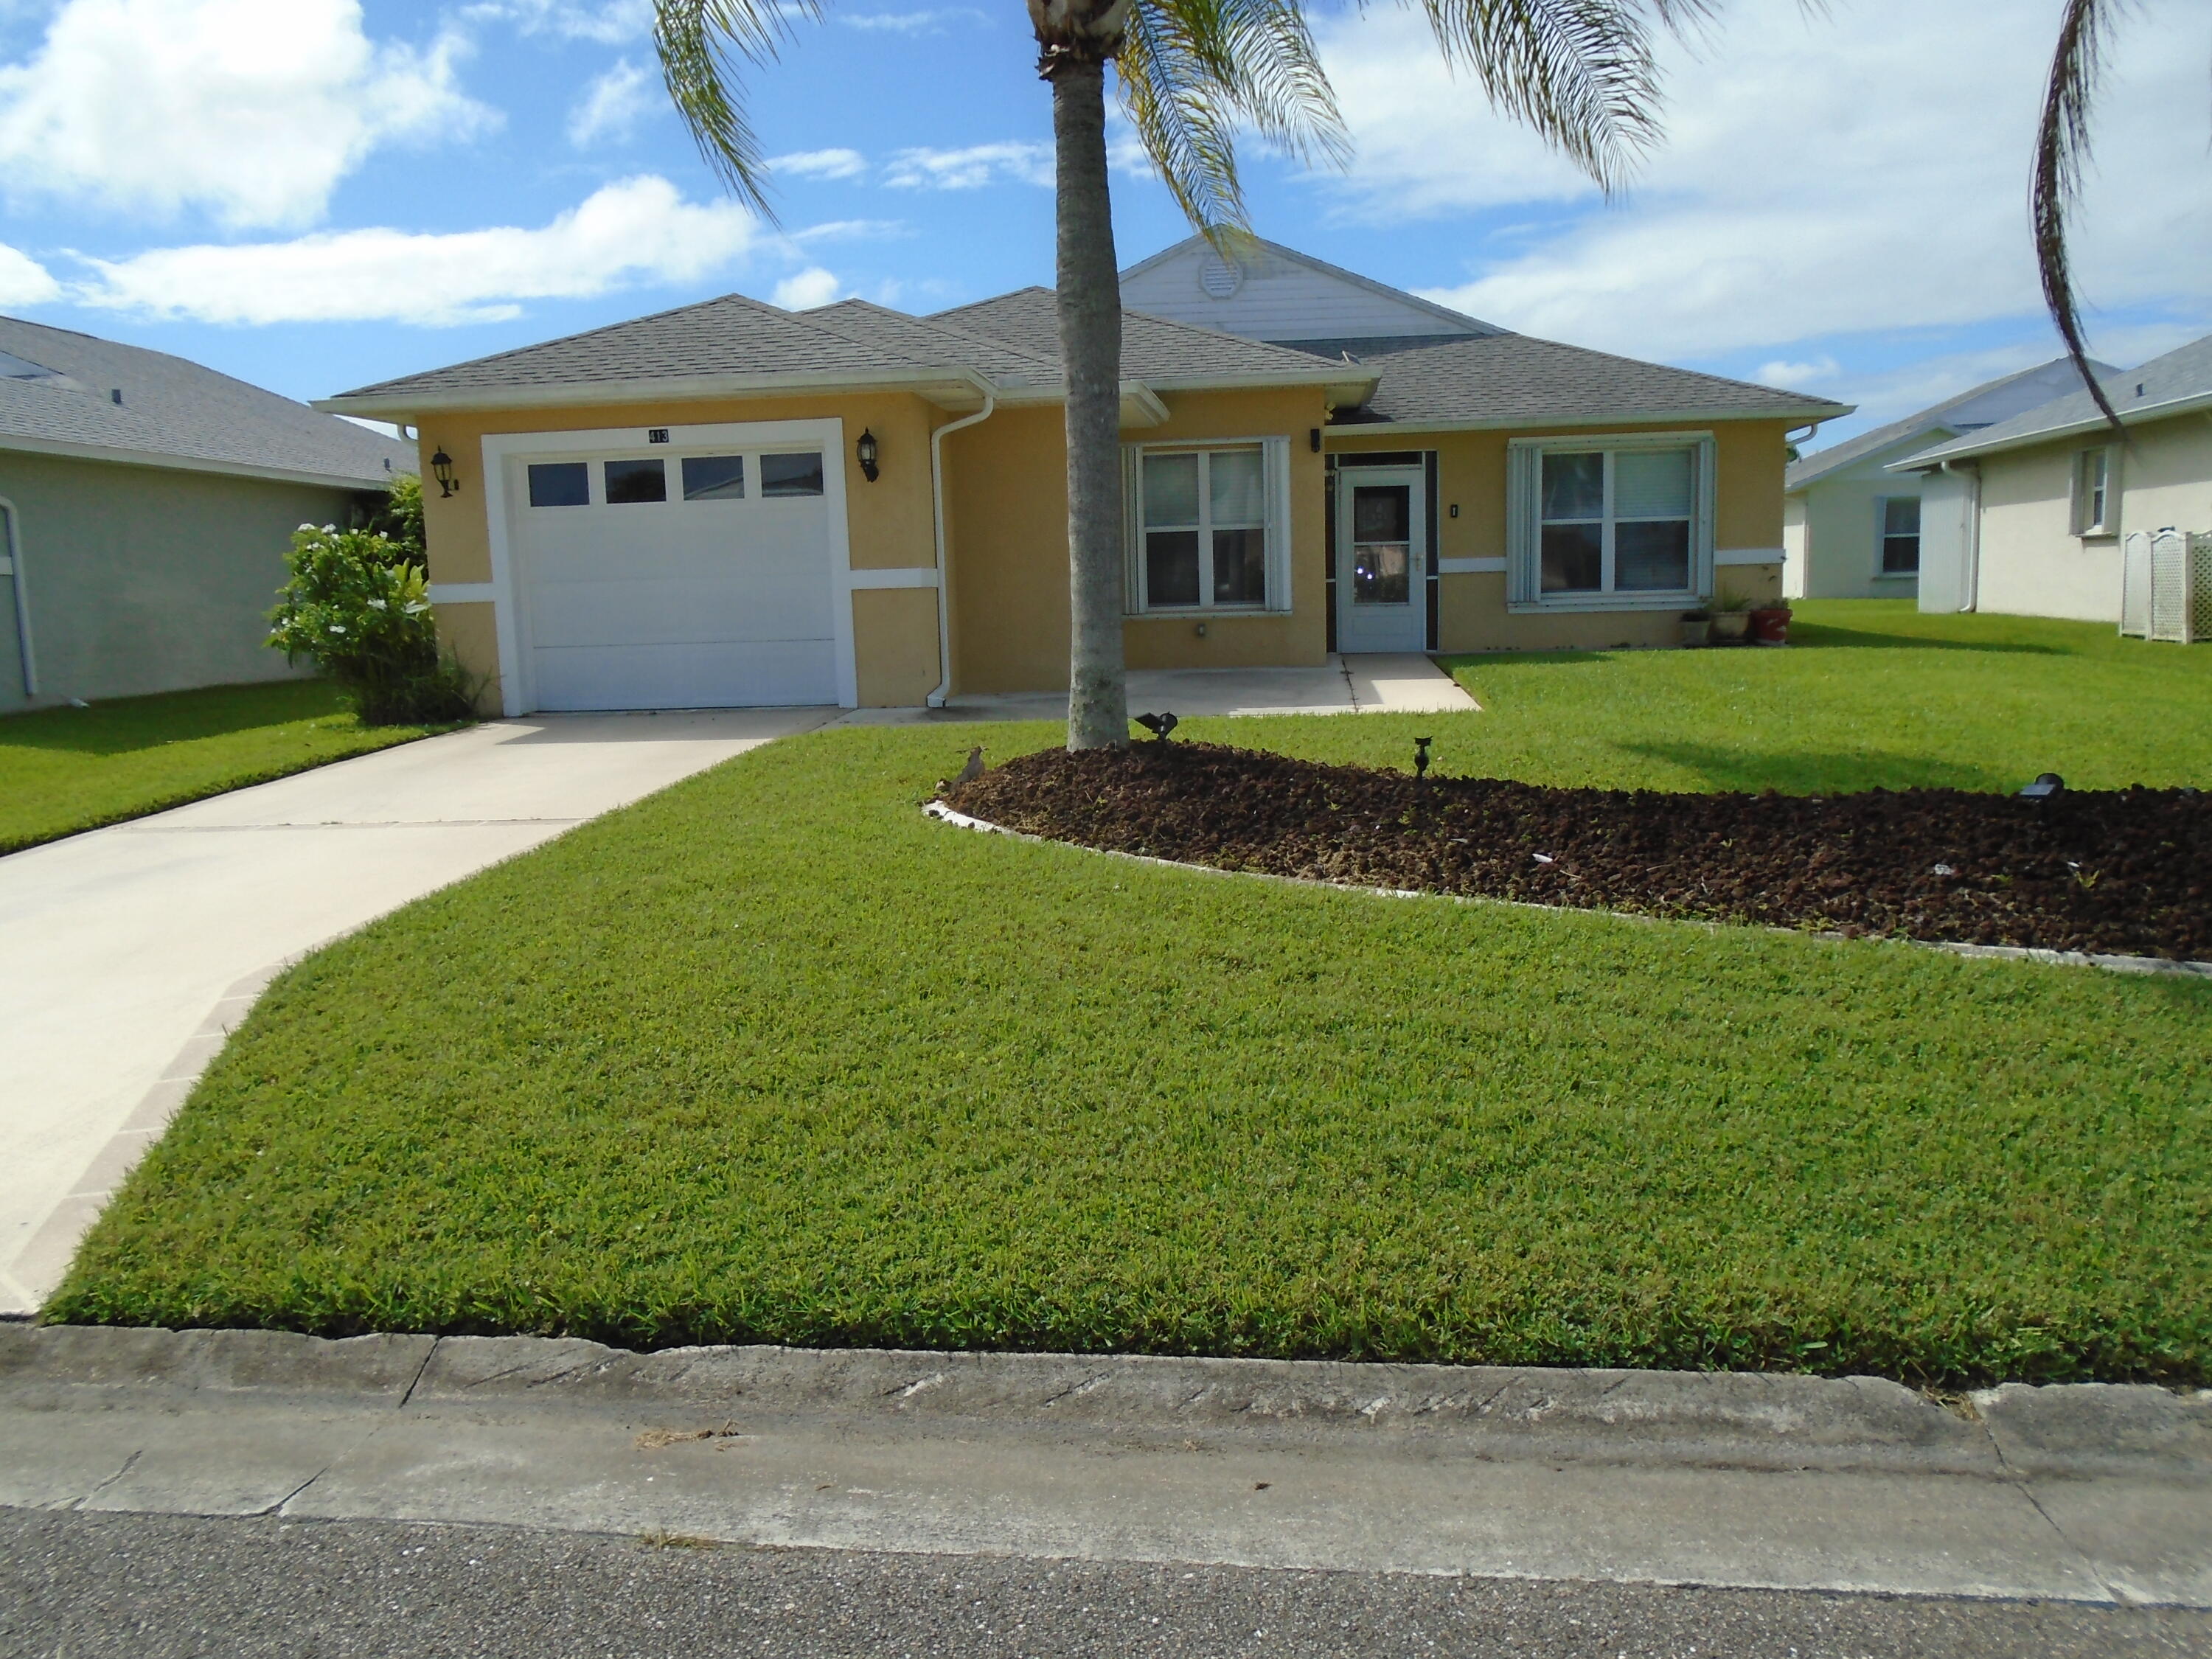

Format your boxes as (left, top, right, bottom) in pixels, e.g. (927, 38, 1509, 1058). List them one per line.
(653, 0, 1707, 748)
(2033, 0, 2128, 432)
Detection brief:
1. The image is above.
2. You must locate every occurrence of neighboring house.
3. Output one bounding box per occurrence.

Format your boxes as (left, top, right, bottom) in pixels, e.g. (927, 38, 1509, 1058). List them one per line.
(316, 238, 1847, 715)
(1781, 358, 2110, 602)
(1893, 333, 2212, 622)
(0, 318, 412, 714)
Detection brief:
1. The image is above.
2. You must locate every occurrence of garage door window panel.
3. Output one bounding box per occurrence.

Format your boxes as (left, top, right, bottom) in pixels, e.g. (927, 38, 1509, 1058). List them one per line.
(605, 459, 667, 504)
(760, 453, 824, 497)
(528, 462, 591, 508)
(681, 455, 746, 501)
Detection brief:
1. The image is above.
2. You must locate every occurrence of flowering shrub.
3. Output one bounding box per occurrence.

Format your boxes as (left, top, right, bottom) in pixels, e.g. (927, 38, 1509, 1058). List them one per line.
(267, 522, 476, 725)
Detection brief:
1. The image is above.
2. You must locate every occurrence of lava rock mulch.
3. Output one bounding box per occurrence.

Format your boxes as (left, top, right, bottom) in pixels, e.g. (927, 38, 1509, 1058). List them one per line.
(941, 741, 2212, 961)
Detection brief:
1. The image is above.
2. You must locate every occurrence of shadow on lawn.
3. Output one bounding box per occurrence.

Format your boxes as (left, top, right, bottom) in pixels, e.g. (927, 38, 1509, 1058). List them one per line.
(0, 682, 355, 756)
(1787, 623, 2062, 656)
(1623, 740, 2018, 796)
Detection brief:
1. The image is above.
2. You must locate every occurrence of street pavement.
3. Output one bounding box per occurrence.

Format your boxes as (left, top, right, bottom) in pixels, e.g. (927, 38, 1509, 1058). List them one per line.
(7, 1509, 2209, 1659)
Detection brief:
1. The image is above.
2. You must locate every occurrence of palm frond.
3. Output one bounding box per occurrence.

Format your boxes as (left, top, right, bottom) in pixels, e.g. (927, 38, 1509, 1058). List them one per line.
(2034, 0, 2128, 433)
(1120, 0, 1352, 237)
(653, 0, 821, 220)
(1410, 0, 1711, 195)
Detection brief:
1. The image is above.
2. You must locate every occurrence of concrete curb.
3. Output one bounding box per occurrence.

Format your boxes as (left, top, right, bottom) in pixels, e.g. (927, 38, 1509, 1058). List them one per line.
(922, 803, 2212, 979)
(5, 1325, 2208, 1483)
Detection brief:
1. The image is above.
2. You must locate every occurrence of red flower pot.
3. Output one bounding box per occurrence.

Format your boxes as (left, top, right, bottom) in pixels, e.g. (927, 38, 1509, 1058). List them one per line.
(1748, 605, 1792, 646)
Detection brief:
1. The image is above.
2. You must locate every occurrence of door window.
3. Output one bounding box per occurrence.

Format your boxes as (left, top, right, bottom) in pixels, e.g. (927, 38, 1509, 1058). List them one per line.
(1351, 483, 1412, 605)
(681, 455, 747, 500)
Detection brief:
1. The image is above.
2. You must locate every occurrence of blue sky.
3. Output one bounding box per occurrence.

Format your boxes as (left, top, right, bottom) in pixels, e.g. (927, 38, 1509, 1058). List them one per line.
(1, 0, 2206, 446)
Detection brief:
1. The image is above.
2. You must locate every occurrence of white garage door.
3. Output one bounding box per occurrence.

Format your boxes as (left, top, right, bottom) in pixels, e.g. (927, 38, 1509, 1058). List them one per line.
(510, 445, 838, 711)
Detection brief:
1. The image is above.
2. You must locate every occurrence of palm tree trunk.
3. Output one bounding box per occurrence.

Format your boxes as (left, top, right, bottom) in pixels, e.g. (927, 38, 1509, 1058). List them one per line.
(1051, 58, 1129, 751)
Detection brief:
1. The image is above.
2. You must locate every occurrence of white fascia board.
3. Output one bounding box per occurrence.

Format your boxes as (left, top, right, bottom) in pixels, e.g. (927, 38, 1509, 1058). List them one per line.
(0, 430, 399, 491)
(1329, 403, 1852, 437)
(1884, 389, 2212, 470)
(314, 366, 999, 421)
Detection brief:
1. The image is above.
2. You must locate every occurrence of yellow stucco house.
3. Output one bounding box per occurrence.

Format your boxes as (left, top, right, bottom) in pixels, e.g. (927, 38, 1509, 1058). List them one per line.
(318, 238, 1848, 714)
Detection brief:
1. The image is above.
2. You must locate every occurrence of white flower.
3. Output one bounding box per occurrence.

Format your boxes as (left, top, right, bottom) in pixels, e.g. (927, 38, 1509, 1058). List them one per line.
(327, 624, 346, 633)
(296, 523, 315, 532)
(366, 599, 387, 611)
(322, 524, 335, 533)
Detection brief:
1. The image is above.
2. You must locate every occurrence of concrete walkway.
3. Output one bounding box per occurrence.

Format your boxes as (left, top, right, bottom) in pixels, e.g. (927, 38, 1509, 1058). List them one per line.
(3, 1327, 2207, 1609)
(0, 709, 830, 1314)
(854, 654, 1479, 723)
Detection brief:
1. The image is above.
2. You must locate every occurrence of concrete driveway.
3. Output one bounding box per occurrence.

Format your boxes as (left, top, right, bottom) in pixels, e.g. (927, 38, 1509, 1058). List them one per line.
(0, 709, 830, 1314)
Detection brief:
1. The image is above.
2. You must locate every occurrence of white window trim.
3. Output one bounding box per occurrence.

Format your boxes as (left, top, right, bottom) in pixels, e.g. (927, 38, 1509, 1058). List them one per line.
(2071, 445, 2119, 538)
(1122, 436, 1294, 616)
(1506, 430, 1716, 613)
(480, 417, 852, 717)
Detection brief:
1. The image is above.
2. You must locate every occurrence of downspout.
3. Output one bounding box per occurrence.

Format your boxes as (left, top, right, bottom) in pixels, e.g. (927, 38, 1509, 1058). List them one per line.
(0, 497, 35, 698)
(1942, 459, 1981, 613)
(925, 378, 998, 709)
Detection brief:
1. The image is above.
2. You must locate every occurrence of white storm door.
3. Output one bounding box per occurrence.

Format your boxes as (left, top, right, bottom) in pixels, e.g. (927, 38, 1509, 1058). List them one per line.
(1336, 466, 1426, 653)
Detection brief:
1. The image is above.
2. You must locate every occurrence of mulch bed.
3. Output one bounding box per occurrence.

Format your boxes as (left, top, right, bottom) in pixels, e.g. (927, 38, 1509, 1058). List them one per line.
(941, 741, 2212, 961)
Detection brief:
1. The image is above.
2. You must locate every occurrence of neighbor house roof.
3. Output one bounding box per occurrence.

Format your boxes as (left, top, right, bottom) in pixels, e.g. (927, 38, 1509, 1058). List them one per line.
(1895, 334, 2212, 469)
(1293, 332, 1848, 431)
(1787, 357, 2113, 490)
(0, 316, 411, 490)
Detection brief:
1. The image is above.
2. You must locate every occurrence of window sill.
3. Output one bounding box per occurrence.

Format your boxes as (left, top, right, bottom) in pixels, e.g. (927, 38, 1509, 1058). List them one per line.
(1126, 605, 1285, 620)
(1872, 572, 1919, 582)
(1507, 593, 1704, 615)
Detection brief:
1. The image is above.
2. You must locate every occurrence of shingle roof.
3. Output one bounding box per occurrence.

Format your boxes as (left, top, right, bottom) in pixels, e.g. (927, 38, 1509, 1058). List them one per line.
(801, 298, 1058, 389)
(931, 288, 1346, 384)
(1290, 331, 1846, 428)
(1786, 358, 2110, 489)
(338, 291, 975, 402)
(0, 316, 409, 488)
(1899, 333, 2212, 467)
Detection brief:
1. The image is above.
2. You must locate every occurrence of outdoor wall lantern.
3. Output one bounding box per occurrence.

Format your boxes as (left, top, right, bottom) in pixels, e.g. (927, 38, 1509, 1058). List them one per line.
(855, 428, 880, 483)
(429, 447, 459, 498)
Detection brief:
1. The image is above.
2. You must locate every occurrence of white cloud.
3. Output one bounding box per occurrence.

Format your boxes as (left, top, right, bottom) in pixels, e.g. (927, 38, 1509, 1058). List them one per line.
(1313, 2, 2212, 361)
(771, 266, 841, 310)
(771, 147, 869, 181)
(467, 0, 650, 44)
(568, 58, 655, 147)
(841, 7, 987, 32)
(1755, 355, 1840, 389)
(0, 0, 498, 231)
(883, 140, 1051, 190)
(790, 218, 911, 243)
(0, 241, 58, 305)
(74, 175, 759, 326)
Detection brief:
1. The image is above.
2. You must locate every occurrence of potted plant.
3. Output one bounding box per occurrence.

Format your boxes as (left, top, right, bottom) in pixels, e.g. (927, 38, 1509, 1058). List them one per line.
(1680, 608, 1711, 647)
(1708, 594, 1753, 644)
(1748, 600, 1794, 646)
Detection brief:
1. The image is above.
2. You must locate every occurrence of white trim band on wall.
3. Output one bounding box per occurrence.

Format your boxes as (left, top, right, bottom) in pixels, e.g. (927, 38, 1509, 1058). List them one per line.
(847, 566, 940, 590)
(1715, 547, 1786, 566)
(1437, 557, 1507, 574)
(426, 582, 498, 605)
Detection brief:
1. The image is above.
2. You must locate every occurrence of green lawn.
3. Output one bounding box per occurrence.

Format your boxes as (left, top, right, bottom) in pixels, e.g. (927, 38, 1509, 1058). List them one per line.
(0, 681, 458, 855)
(50, 605, 2212, 1383)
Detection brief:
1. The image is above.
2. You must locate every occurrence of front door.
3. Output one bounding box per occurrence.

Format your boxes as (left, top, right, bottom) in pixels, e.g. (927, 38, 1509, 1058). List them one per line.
(1335, 467, 1426, 653)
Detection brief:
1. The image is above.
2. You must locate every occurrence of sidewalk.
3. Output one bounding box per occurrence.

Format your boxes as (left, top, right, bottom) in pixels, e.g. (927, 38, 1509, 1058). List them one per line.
(4, 1326, 2206, 1607)
(0, 710, 829, 1315)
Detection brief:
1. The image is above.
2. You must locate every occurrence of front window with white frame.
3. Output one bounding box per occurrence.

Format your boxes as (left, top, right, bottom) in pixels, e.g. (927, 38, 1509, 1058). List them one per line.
(1506, 434, 1715, 611)
(1124, 439, 1292, 613)
(1877, 495, 1921, 575)
(2072, 446, 2116, 536)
